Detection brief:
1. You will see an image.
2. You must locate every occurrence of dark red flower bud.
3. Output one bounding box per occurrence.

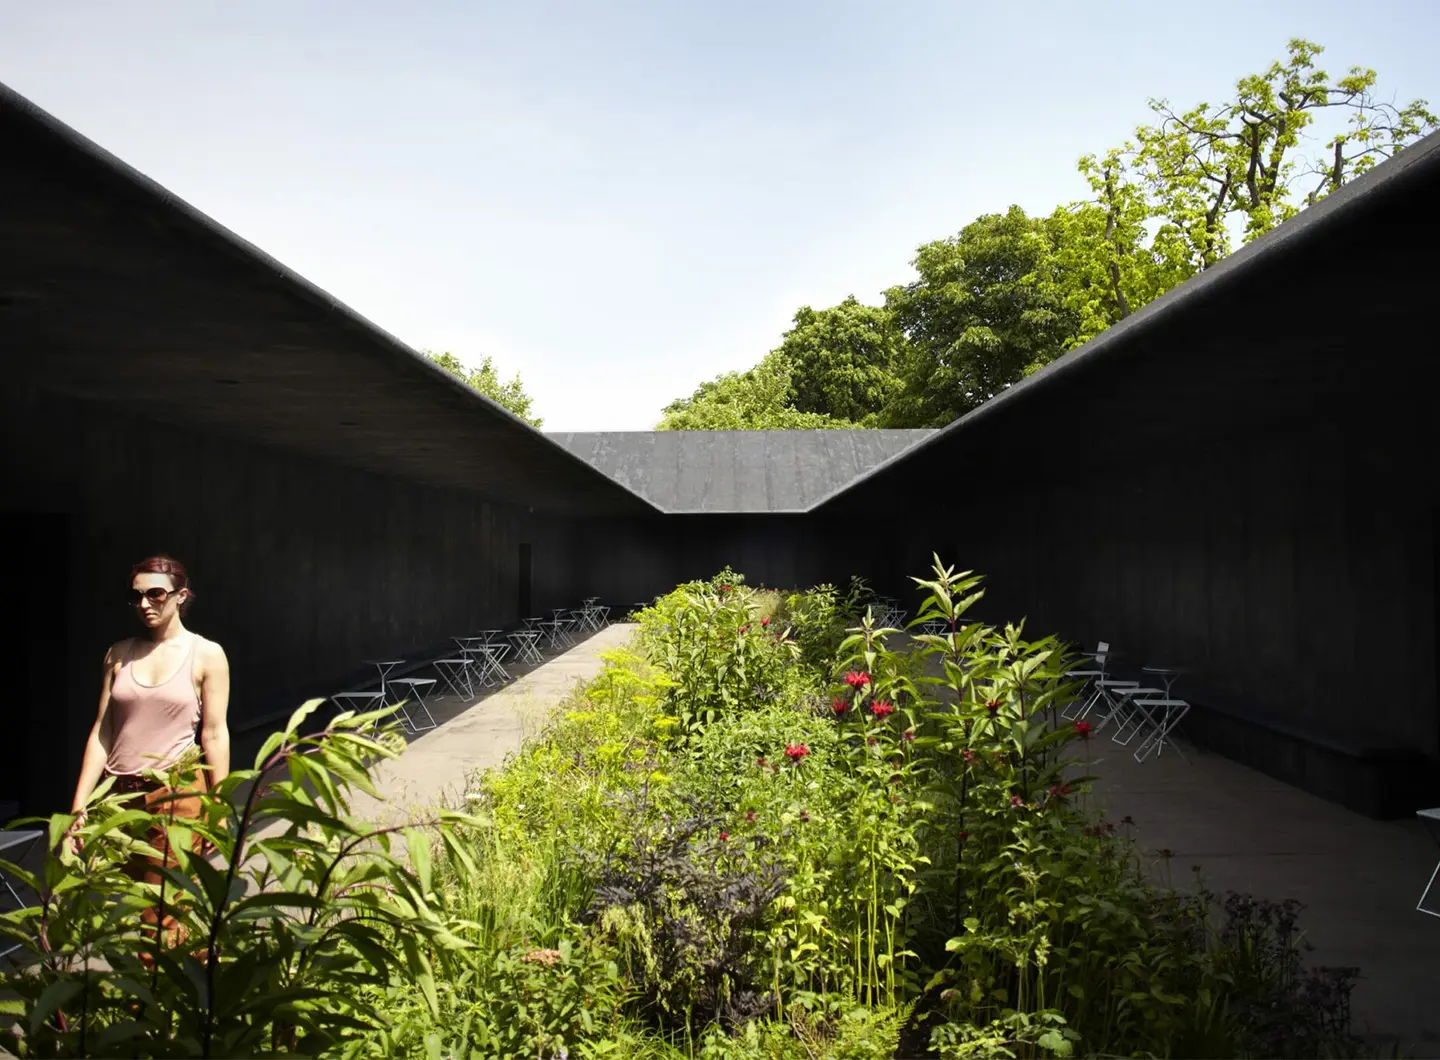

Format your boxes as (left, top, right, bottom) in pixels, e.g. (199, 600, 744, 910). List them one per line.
(1075, 721, 1093, 739)
(832, 698, 848, 714)
(718, 832, 729, 842)
(986, 699, 1001, 714)
(761, 617, 770, 627)
(902, 728, 916, 741)
(745, 811, 756, 823)
(1011, 795, 1024, 808)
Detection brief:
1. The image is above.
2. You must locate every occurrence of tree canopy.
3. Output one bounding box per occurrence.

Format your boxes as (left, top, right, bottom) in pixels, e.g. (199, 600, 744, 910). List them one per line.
(656, 351, 855, 431)
(657, 38, 1436, 431)
(423, 349, 543, 428)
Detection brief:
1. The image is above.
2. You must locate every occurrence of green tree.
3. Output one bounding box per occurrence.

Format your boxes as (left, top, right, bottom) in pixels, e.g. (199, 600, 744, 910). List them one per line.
(1121, 38, 1436, 270)
(424, 349, 543, 427)
(656, 351, 856, 430)
(774, 297, 907, 425)
(880, 207, 1079, 427)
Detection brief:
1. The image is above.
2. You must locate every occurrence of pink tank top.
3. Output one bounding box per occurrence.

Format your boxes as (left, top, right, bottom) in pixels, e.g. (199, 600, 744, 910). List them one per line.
(105, 637, 203, 776)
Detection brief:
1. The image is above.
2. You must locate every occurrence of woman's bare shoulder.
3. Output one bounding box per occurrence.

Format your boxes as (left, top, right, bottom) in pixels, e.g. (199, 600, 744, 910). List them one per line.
(194, 636, 229, 665)
(105, 638, 135, 665)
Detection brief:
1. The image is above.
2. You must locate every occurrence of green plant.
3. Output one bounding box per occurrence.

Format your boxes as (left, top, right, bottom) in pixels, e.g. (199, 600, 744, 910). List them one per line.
(0, 702, 481, 1058)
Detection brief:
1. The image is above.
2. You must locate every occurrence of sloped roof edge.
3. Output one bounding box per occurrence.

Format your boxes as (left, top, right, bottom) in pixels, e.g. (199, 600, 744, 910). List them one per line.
(811, 126, 1440, 511)
(0, 80, 662, 517)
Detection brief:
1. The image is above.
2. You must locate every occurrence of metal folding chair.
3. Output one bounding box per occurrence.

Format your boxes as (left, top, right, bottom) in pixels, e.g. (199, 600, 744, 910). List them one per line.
(387, 678, 438, 734)
(434, 657, 473, 699)
(1129, 697, 1191, 762)
(509, 629, 544, 665)
(331, 689, 386, 716)
(1418, 809, 1440, 918)
(1062, 642, 1111, 720)
(1, 829, 44, 961)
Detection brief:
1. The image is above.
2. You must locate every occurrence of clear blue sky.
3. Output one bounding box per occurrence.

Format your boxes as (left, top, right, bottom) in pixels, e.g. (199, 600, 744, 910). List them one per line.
(5, 1, 1438, 429)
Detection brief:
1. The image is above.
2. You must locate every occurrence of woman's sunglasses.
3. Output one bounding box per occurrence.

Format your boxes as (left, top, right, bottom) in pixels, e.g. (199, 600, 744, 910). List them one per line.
(129, 587, 180, 606)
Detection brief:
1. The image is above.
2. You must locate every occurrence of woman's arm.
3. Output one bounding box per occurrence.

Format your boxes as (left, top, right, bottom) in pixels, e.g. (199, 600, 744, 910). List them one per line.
(71, 642, 122, 813)
(198, 640, 231, 786)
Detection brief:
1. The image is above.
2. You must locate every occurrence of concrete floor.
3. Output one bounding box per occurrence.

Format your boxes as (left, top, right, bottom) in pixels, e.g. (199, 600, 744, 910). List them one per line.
(1086, 732, 1440, 1047)
(344, 622, 636, 828)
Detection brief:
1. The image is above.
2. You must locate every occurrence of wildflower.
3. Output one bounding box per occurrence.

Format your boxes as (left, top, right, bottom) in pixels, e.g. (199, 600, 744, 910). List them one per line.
(718, 832, 729, 842)
(867, 736, 877, 745)
(958, 830, 968, 841)
(1074, 720, 1093, 739)
(961, 749, 978, 766)
(761, 616, 770, 627)
(870, 700, 895, 719)
(798, 810, 810, 822)
(755, 756, 767, 768)
(902, 728, 916, 742)
(784, 743, 810, 761)
(986, 698, 1002, 714)
(1010, 795, 1025, 808)
(1048, 784, 1062, 797)
(843, 671, 871, 689)
(738, 624, 750, 634)
(745, 811, 756, 823)
(720, 584, 731, 593)
(832, 698, 848, 714)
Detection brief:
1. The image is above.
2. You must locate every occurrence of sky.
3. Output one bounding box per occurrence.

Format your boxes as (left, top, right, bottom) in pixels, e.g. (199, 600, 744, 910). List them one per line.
(5, 0, 1439, 429)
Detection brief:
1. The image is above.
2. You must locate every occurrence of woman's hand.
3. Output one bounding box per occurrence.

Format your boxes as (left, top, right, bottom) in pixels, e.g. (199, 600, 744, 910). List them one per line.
(64, 810, 87, 857)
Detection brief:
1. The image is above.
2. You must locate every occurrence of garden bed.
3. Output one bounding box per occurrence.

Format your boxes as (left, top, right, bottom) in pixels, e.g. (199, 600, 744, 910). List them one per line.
(2, 562, 1367, 1058)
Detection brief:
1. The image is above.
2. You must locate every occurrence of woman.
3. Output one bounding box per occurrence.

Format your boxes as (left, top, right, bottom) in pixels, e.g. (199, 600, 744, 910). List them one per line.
(68, 554, 231, 954)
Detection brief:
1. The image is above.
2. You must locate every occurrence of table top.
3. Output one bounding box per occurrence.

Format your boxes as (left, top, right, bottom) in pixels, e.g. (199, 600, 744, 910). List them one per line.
(1142, 665, 1189, 674)
(1419, 807, 1440, 822)
(367, 659, 406, 667)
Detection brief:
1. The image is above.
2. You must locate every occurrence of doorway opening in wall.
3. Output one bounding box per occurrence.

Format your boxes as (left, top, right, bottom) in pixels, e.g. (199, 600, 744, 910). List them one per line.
(518, 542, 532, 621)
(0, 511, 70, 818)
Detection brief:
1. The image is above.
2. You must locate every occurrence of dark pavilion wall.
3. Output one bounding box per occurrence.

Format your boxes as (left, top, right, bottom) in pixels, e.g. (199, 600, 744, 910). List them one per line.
(857, 414, 1439, 818)
(1, 385, 580, 815)
(575, 514, 828, 604)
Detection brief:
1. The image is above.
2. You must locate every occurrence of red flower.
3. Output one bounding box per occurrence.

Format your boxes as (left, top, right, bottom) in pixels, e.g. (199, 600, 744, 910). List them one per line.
(962, 749, 978, 766)
(718, 832, 729, 842)
(745, 811, 756, 823)
(870, 700, 895, 719)
(866, 736, 878, 745)
(761, 617, 770, 627)
(832, 698, 848, 714)
(1010, 795, 1025, 808)
(902, 728, 916, 741)
(755, 756, 767, 768)
(738, 624, 750, 634)
(843, 671, 871, 689)
(985, 699, 1001, 714)
(784, 743, 810, 761)
(958, 830, 968, 841)
(1074, 721, 1093, 739)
